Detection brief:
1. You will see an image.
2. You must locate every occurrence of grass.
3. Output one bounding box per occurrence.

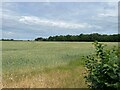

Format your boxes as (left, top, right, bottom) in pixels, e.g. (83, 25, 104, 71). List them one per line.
(2, 41, 118, 88)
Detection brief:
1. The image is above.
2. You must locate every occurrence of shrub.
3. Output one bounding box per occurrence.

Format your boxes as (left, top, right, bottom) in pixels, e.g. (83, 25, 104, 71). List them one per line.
(84, 41, 120, 90)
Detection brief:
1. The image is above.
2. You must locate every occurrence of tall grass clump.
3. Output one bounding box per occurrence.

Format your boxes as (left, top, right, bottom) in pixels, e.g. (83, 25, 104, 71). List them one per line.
(84, 41, 120, 90)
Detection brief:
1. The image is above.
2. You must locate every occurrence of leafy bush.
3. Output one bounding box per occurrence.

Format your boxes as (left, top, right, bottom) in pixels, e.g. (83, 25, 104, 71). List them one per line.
(84, 41, 120, 90)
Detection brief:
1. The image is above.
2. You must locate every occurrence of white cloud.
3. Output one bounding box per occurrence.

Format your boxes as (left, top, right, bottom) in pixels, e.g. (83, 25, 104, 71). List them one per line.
(107, 2, 118, 9)
(19, 16, 99, 29)
(94, 2, 118, 18)
(2, 0, 120, 2)
(3, 31, 15, 36)
(98, 8, 118, 17)
(99, 13, 117, 17)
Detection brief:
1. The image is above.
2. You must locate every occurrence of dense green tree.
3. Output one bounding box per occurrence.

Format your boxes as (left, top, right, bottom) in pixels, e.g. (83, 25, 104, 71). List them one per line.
(84, 42, 120, 90)
(35, 33, 120, 42)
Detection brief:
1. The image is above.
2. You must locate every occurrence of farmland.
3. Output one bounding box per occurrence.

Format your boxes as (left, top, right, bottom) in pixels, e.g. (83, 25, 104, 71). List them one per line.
(2, 41, 118, 88)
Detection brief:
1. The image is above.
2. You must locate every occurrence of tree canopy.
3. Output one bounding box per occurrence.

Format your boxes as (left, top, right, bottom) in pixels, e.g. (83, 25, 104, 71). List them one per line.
(35, 33, 120, 42)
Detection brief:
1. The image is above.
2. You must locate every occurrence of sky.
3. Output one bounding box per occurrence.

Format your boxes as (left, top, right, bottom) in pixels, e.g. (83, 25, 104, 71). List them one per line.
(1, 2, 118, 40)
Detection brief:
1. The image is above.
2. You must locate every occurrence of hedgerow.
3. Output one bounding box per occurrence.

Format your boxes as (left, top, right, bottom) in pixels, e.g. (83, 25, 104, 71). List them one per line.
(84, 42, 120, 90)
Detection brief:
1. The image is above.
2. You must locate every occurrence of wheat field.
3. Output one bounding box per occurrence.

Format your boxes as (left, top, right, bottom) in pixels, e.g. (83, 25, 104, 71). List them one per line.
(1, 41, 118, 88)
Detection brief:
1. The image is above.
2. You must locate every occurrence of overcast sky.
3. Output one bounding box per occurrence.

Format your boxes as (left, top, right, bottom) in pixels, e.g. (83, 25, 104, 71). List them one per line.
(2, 2, 118, 40)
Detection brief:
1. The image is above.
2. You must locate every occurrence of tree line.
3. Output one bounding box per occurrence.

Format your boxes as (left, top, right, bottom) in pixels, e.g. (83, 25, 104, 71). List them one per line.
(35, 33, 120, 42)
(1, 39, 24, 41)
(1, 39, 14, 41)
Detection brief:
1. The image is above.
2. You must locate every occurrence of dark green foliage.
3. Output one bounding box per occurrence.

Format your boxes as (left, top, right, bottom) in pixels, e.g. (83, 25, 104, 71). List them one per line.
(84, 42, 120, 90)
(2, 39, 14, 41)
(35, 37, 43, 41)
(35, 33, 120, 42)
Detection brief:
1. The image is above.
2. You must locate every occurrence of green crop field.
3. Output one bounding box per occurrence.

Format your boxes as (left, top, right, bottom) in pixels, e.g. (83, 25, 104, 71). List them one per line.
(1, 41, 118, 88)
